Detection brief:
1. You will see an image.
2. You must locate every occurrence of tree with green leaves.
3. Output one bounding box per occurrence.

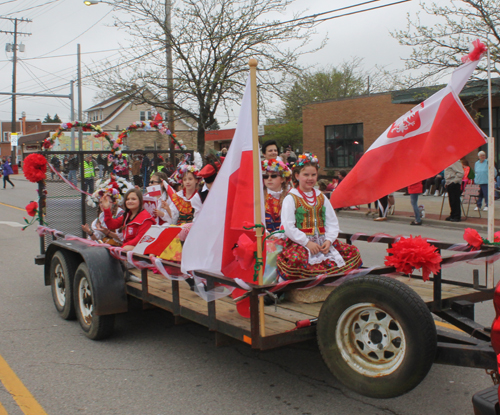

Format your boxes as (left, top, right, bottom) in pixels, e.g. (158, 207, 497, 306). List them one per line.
(91, 0, 323, 154)
(43, 114, 62, 123)
(391, 0, 499, 87)
(281, 59, 368, 123)
(263, 119, 302, 153)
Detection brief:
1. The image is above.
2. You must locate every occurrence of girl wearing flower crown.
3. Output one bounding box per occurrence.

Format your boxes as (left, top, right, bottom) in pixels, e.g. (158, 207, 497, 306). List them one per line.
(262, 158, 291, 233)
(277, 154, 362, 280)
(171, 164, 203, 225)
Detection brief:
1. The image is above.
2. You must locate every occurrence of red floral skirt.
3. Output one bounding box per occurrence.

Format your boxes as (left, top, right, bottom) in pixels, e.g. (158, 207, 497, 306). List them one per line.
(277, 239, 362, 280)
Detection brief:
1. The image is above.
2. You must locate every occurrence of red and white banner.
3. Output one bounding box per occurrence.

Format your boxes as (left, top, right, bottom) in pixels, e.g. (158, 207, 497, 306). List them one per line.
(181, 75, 265, 292)
(331, 50, 488, 209)
(133, 225, 182, 256)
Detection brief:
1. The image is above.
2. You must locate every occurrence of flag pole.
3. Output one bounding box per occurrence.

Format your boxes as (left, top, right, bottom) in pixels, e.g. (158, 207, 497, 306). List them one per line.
(487, 45, 495, 288)
(249, 58, 266, 336)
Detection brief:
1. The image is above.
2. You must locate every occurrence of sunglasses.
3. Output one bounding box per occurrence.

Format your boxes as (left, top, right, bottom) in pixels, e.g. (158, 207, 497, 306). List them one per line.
(149, 180, 161, 184)
(263, 174, 279, 179)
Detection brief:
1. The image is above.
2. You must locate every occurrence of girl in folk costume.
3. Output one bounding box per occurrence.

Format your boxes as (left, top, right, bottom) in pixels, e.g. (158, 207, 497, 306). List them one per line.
(277, 154, 362, 280)
(262, 158, 291, 233)
(102, 188, 155, 251)
(146, 171, 179, 225)
(82, 175, 133, 245)
(171, 164, 203, 224)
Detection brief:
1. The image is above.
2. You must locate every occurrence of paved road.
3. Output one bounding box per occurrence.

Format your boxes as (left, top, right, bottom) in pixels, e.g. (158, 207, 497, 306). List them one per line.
(0, 179, 496, 415)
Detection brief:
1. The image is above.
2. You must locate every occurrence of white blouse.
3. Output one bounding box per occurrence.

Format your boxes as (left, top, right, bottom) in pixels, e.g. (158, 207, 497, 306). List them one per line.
(281, 188, 344, 266)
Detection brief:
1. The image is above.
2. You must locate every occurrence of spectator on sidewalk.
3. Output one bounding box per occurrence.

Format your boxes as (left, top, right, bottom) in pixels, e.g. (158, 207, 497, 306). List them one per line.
(374, 195, 389, 221)
(83, 154, 95, 194)
(408, 181, 423, 225)
(67, 154, 78, 186)
(422, 171, 444, 196)
(445, 160, 464, 222)
(2, 156, 14, 189)
(474, 151, 496, 211)
(50, 155, 61, 181)
(142, 153, 151, 189)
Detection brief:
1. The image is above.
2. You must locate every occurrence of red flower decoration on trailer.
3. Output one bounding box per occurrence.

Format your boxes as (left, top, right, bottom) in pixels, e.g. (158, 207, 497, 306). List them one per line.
(463, 228, 483, 249)
(384, 236, 442, 282)
(23, 153, 47, 183)
(25, 201, 38, 217)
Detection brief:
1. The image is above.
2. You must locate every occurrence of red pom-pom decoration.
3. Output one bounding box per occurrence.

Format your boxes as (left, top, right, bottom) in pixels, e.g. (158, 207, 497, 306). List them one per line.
(23, 153, 47, 183)
(464, 228, 484, 249)
(384, 236, 442, 282)
(25, 201, 38, 217)
(233, 233, 256, 270)
(494, 231, 500, 243)
(461, 39, 487, 63)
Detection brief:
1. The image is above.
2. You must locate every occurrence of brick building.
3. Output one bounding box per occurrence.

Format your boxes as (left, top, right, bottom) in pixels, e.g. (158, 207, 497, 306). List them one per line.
(303, 79, 500, 175)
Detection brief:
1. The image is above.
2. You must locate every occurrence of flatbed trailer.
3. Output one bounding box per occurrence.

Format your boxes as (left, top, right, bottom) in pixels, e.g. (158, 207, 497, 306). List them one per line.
(38, 229, 499, 399)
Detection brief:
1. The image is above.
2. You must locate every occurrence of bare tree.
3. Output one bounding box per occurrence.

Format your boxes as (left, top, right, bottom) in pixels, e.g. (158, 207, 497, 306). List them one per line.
(391, 0, 499, 88)
(90, 0, 323, 154)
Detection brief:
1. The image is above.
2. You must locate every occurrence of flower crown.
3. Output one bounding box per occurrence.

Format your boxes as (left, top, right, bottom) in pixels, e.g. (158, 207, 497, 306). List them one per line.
(294, 153, 319, 168)
(86, 175, 135, 207)
(172, 163, 199, 183)
(261, 158, 291, 179)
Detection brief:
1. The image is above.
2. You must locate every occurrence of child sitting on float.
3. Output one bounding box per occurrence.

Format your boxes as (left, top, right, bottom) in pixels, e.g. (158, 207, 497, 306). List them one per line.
(171, 164, 203, 225)
(146, 171, 179, 225)
(262, 158, 291, 233)
(101, 188, 155, 251)
(82, 175, 134, 245)
(277, 153, 362, 281)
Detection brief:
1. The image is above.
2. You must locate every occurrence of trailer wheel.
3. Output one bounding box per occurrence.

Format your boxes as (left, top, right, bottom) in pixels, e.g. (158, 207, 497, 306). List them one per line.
(49, 251, 77, 320)
(317, 275, 436, 399)
(74, 263, 115, 340)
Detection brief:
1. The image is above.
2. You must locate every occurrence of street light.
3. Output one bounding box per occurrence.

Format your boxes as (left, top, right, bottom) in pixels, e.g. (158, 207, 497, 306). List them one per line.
(84, 0, 100, 5)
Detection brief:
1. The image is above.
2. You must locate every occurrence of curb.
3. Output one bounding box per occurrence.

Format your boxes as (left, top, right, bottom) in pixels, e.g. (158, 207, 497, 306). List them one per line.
(337, 209, 491, 232)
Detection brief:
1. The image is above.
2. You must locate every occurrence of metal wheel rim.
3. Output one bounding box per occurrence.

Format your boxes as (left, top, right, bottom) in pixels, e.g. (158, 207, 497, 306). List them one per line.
(54, 263, 66, 307)
(78, 276, 93, 326)
(335, 302, 406, 377)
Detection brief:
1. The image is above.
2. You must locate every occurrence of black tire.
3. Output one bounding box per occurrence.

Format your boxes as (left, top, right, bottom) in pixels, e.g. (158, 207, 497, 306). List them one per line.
(49, 251, 78, 320)
(73, 262, 115, 340)
(317, 275, 436, 399)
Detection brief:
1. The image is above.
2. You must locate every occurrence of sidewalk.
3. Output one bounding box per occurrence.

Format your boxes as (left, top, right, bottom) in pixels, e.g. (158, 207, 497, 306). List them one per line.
(338, 192, 500, 231)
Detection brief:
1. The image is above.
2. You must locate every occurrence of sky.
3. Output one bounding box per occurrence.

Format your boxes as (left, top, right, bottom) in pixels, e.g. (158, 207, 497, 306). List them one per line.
(0, 0, 427, 128)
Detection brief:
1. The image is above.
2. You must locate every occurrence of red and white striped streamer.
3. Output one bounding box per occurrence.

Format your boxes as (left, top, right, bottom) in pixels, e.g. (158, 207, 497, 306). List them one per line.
(48, 163, 92, 197)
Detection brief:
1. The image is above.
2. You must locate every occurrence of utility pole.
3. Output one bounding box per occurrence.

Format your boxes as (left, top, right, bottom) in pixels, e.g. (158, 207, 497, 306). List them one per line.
(0, 16, 31, 164)
(77, 44, 83, 151)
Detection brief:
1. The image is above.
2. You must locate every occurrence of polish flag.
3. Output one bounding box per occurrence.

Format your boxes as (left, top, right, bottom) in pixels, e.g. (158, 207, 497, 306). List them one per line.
(181, 76, 265, 315)
(146, 184, 162, 197)
(331, 43, 488, 209)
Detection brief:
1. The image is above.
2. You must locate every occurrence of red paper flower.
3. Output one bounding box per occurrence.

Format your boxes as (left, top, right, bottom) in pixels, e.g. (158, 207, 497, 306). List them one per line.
(464, 228, 483, 249)
(495, 231, 500, 243)
(384, 236, 442, 281)
(233, 233, 256, 270)
(25, 201, 38, 217)
(23, 153, 47, 183)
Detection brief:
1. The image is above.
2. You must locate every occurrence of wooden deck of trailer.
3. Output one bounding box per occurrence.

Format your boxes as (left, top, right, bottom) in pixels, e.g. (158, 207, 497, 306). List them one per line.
(126, 269, 491, 347)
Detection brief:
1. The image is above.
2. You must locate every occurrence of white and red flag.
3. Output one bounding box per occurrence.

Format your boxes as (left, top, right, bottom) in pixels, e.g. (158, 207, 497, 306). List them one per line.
(331, 41, 488, 209)
(181, 76, 265, 306)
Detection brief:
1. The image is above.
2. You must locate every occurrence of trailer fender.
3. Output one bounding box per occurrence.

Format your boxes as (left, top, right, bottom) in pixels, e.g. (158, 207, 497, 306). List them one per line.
(44, 240, 128, 316)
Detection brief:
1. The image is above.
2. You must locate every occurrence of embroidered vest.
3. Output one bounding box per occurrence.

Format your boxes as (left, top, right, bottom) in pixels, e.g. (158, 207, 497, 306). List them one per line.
(290, 192, 326, 236)
(265, 193, 282, 232)
(176, 196, 194, 224)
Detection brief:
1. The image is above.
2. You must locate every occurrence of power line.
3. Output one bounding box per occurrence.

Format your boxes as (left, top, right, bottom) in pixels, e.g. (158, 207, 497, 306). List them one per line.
(4, 0, 59, 16)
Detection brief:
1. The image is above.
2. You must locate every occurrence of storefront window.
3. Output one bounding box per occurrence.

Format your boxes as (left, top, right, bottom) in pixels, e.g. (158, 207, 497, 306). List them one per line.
(325, 123, 364, 168)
